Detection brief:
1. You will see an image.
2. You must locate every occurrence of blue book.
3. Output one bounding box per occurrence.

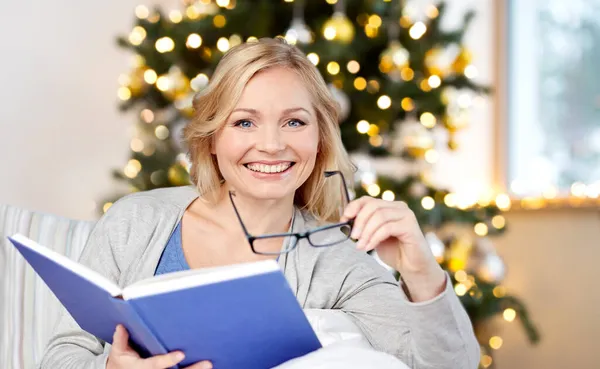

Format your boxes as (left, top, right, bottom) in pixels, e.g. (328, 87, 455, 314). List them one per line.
(7, 234, 322, 369)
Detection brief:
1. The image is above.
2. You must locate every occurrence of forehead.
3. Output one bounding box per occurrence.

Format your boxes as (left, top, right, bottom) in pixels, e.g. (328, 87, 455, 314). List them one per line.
(235, 67, 314, 113)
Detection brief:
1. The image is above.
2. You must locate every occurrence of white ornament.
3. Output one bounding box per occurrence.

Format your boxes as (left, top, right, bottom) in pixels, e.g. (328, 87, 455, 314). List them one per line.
(285, 18, 313, 45)
(328, 84, 350, 121)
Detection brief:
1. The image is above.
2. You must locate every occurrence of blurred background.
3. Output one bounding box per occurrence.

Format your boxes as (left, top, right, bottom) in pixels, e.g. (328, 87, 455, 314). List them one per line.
(0, 0, 599, 368)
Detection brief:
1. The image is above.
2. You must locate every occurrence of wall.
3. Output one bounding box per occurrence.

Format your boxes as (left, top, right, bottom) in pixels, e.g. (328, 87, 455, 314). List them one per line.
(0, 0, 173, 221)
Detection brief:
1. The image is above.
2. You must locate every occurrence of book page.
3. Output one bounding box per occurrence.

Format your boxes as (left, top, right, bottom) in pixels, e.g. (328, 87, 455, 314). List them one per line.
(122, 259, 280, 300)
(10, 234, 122, 297)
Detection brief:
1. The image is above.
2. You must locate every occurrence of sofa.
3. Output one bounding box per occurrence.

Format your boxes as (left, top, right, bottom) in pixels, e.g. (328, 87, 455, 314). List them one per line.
(0, 203, 95, 369)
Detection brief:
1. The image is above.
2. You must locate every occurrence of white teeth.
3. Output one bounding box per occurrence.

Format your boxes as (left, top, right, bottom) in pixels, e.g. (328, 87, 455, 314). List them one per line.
(246, 163, 292, 174)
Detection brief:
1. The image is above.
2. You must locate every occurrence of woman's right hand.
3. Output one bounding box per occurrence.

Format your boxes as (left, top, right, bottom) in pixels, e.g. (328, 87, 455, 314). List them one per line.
(107, 324, 213, 369)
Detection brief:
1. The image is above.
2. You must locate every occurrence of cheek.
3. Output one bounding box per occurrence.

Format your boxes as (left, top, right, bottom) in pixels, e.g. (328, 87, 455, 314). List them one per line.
(214, 131, 251, 162)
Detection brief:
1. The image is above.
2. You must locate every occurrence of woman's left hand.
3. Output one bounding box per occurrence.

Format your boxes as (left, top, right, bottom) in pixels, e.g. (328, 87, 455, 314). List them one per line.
(340, 196, 447, 302)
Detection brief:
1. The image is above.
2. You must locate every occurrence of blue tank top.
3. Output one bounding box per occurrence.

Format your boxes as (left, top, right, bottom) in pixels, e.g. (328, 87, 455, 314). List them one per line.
(155, 216, 289, 275)
(155, 221, 190, 275)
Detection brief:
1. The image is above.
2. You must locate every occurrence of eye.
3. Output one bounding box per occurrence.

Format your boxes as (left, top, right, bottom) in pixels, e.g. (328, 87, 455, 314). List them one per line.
(233, 119, 253, 129)
(286, 119, 306, 128)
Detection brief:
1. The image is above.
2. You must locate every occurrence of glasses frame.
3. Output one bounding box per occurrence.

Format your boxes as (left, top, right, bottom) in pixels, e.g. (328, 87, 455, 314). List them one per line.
(228, 170, 354, 255)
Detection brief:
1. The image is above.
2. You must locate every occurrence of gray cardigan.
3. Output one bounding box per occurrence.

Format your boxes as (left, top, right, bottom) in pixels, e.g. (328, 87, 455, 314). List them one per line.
(39, 186, 479, 369)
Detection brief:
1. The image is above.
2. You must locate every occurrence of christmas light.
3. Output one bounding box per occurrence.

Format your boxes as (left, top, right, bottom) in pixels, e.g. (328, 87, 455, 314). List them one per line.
(474, 222, 488, 236)
(327, 61, 340, 75)
(368, 15, 382, 28)
(118, 87, 131, 100)
(401, 97, 414, 111)
(246, 36, 258, 42)
(454, 283, 467, 296)
(428, 75, 441, 88)
(347, 60, 360, 73)
(421, 196, 435, 210)
(191, 73, 209, 91)
(354, 77, 367, 90)
(367, 124, 379, 137)
(426, 5, 439, 18)
(217, 37, 230, 51)
(135, 5, 149, 19)
(495, 194, 511, 211)
(156, 76, 170, 91)
(493, 286, 507, 298)
(492, 215, 506, 229)
(155, 37, 175, 53)
(144, 69, 157, 84)
(356, 120, 370, 133)
(420, 112, 436, 128)
(424, 149, 439, 163)
(503, 308, 517, 322)
(481, 355, 493, 368)
(186, 5, 201, 19)
(444, 193, 457, 207)
(367, 80, 380, 93)
(464, 65, 478, 79)
(140, 109, 154, 123)
(409, 22, 427, 39)
(131, 138, 144, 152)
(155, 125, 170, 140)
(213, 15, 226, 28)
(216, 0, 229, 7)
(128, 26, 147, 45)
(382, 190, 395, 201)
(367, 183, 381, 197)
(369, 135, 383, 147)
(401, 67, 414, 81)
(307, 53, 319, 65)
(455, 270, 468, 282)
(326, 0, 337, 4)
(377, 95, 391, 109)
(489, 336, 503, 350)
(169, 10, 183, 23)
(186, 34, 202, 48)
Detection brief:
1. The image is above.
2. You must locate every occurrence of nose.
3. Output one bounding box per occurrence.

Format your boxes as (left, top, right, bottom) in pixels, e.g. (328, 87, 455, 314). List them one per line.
(255, 125, 286, 154)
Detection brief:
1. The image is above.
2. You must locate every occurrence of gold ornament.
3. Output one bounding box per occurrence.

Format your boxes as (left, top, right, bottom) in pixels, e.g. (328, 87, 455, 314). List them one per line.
(128, 67, 147, 96)
(392, 119, 435, 158)
(168, 163, 191, 186)
(379, 41, 409, 81)
(162, 67, 191, 101)
(452, 48, 472, 74)
(322, 12, 355, 44)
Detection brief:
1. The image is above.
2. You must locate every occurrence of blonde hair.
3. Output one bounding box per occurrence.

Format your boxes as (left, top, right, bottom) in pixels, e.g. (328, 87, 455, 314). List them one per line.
(183, 37, 355, 223)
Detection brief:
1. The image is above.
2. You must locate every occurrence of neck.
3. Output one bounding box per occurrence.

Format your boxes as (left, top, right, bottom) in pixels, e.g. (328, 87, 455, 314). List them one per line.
(210, 184, 296, 236)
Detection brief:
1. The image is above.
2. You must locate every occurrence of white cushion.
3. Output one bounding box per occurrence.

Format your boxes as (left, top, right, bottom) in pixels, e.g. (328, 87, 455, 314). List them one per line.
(0, 204, 95, 369)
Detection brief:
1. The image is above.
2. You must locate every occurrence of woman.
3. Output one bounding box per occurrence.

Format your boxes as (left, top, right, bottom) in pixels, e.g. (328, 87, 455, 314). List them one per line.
(40, 38, 479, 369)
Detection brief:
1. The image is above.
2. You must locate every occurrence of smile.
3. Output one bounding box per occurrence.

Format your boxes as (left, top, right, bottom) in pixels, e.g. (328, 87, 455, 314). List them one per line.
(243, 162, 295, 174)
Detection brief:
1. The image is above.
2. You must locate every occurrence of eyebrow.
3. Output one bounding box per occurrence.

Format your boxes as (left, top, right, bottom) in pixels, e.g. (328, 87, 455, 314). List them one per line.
(231, 107, 312, 116)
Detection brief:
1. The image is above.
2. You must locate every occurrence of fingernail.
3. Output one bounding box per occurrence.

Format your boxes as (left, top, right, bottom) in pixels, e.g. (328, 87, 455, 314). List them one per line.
(175, 352, 185, 361)
(201, 362, 213, 369)
(350, 228, 360, 239)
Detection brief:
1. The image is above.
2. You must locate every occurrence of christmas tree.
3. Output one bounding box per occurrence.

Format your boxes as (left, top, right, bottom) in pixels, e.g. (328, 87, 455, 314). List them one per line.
(108, 1, 539, 367)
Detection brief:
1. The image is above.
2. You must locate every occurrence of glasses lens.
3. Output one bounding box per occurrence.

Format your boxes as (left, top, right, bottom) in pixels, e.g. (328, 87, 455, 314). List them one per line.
(308, 223, 351, 247)
(252, 235, 298, 255)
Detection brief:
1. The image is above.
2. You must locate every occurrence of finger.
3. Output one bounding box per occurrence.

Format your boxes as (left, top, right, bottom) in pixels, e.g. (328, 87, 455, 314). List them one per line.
(111, 324, 129, 353)
(349, 199, 398, 240)
(340, 196, 372, 222)
(143, 351, 185, 369)
(184, 360, 213, 369)
(356, 208, 407, 249)
(362, 221, 399, 252)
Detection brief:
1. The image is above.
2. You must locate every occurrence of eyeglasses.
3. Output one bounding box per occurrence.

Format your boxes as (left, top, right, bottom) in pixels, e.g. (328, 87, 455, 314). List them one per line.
(228, 170, 354, 255)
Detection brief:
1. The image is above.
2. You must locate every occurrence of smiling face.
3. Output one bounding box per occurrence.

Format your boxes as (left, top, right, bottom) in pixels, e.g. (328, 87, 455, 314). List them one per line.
(212, 67, 320, 202)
